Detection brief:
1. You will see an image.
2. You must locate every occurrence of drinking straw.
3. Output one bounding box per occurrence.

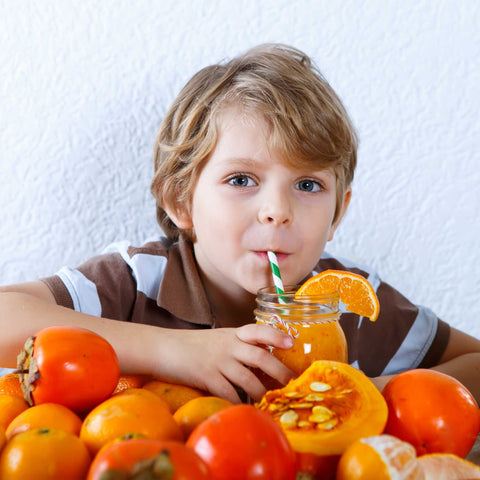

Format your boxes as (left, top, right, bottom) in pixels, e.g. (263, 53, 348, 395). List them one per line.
(267, 251, 287, 304)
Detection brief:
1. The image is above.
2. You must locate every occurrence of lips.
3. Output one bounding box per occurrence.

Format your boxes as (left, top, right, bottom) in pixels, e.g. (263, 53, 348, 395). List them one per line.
(253, 250, 290, 262)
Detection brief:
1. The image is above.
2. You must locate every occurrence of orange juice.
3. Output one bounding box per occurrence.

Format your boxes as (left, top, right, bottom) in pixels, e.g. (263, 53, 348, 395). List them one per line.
(254, 285, 347, 390)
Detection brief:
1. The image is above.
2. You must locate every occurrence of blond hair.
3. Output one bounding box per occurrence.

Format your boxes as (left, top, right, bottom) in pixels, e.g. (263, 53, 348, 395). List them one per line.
(151, 43, 358, 241)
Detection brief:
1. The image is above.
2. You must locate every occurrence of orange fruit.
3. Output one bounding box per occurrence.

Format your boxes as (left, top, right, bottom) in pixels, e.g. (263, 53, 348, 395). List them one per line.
(6, 402, 82, 440)
(0, 394, 29, 430)
(173, 396, 234, 438)
(0, 374, 23, 398)
(112, 374, 152, 394)
(142, 379, 206, 413)
(0, 427, 90, 480)
(417, 453, 480, 480)
(296, 269, 380, 321)
(336, 434, 424, 480)
(0, 426, 5, 452)
(80, 387, 183, 454)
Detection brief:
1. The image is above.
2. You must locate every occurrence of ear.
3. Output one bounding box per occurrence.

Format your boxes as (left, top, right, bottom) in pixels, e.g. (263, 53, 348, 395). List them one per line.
(328, 187, 351, 242)
(162, 196, 194, 230)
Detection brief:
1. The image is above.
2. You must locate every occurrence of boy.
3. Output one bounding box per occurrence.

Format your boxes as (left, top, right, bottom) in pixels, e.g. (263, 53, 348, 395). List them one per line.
(1, 44, 479, 404)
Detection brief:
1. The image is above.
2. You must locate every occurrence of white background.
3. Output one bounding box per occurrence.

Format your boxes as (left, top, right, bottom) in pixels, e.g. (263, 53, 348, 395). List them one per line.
(1, 0, 479, 338)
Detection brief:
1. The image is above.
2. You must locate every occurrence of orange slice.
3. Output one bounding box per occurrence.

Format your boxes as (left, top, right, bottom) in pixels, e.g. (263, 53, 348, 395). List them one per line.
(296, 270, 380, 321)
(417, 453, 480, 480)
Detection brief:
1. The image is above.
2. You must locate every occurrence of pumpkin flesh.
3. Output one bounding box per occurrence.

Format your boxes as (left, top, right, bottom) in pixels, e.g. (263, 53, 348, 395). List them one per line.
(256, 360, 388, 455)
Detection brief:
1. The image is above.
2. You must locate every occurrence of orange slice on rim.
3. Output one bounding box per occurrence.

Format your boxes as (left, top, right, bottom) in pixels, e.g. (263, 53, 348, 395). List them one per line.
(296, 269, 380, 321)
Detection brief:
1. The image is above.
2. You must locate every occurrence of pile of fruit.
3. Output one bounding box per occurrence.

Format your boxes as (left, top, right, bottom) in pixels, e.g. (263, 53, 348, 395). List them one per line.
(0, 270, 479, 479)
(1, 326, 479, 480)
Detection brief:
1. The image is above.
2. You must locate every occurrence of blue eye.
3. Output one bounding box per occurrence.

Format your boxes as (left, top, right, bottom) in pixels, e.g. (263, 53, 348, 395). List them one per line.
(228, 175, 256, 187)
(296, 179, 321, 192)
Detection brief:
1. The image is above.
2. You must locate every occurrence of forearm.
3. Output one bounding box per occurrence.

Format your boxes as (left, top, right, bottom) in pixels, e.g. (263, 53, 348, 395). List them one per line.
(371, 353, 480, 405)
(428, 352, 480, 403)
(0, 291, 162, 375)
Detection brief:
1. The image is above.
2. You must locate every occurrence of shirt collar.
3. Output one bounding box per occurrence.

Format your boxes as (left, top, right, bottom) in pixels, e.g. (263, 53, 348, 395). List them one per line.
(157, 235, 215, 327)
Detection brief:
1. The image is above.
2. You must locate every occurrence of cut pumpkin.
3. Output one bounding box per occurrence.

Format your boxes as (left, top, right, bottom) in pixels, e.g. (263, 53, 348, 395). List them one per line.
(255, 360, 388, 455)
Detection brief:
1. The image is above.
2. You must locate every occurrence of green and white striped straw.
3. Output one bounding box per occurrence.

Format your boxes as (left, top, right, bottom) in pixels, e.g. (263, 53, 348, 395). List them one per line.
(267, 251, 287, 304)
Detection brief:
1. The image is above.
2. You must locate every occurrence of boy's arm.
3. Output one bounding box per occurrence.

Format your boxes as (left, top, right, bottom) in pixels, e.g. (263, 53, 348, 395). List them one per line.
(0, 281, 294, 403)
(372, 327, 480, 403)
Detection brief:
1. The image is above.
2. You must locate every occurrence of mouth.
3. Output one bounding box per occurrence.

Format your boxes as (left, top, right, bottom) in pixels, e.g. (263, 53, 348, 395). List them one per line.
(253, 251, 291, 262)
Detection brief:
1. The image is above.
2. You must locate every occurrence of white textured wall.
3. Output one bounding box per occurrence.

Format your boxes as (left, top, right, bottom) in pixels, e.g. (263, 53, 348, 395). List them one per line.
(1, 0, 479, 339)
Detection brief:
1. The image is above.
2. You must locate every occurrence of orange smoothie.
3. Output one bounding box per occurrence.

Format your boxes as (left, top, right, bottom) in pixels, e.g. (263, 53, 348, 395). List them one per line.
(254, 286, 347, 390)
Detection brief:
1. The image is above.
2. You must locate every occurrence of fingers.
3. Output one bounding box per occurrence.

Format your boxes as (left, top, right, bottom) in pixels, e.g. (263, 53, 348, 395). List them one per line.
(236, 323, 294, 349)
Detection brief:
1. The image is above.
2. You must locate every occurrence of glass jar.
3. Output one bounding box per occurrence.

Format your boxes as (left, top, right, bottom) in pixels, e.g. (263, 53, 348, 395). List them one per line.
(254, 285, 347, 389)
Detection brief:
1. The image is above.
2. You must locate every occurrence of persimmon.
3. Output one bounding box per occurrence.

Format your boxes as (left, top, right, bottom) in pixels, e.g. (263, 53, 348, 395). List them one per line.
(382, 369, 480, 457)
(17, 326, 120, 413)
(87, 439, 210, 480)
(188, 404, 297, 480)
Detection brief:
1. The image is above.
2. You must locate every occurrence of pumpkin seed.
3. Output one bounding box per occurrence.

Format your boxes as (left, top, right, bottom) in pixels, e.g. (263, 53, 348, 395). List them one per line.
(308, 405, 335, 423)
(289, 402, 313, 409)
(309, 382, 332, 392)
(280, 410, 299, 429)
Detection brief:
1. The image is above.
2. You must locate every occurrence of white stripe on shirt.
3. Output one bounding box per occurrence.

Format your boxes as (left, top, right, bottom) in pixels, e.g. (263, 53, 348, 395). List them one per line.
(56, 266, 102, 316)
(380, 306, 438, 375)
(102, 241, 168, 301)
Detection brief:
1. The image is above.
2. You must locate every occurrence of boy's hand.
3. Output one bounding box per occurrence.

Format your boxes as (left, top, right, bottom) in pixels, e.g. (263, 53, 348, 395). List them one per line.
(158, 325, 296, 404)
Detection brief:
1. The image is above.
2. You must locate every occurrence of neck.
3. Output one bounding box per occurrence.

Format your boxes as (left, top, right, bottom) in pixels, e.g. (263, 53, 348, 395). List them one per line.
(200, 275, 257, 328)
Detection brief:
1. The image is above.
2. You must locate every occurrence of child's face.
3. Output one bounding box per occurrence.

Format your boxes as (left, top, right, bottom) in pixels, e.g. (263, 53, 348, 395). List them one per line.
(169, 106, 350, 298)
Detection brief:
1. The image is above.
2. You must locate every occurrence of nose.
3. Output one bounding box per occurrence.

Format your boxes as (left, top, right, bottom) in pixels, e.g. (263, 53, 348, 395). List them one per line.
(257, 189, 292, 226)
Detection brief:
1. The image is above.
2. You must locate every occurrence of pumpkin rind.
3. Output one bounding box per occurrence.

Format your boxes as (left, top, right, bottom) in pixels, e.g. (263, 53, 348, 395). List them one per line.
(255, 360, 388, 455)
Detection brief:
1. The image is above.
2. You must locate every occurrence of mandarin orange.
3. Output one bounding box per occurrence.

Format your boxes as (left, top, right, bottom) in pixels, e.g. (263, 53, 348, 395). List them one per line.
(336, 434, 424, 480)
(0, 426, 5, 452)
(80, 388, 183, 455)
(296, 269, 380, 321)
(0, 427, 90, 480)
(0, 394, 29, 431)
(173, 396, 234, 438)
(0, 374, 23, 398)
(142, 379, 206, 413)
(6, 402, 82, 440)
(417, 453, 480, 480)
(112, 374, 152, 394)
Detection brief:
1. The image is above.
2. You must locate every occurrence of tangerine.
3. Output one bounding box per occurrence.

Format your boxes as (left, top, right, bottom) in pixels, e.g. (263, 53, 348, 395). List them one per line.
(0, 426, 5, 452)
(143, 379, 206, 412)
(296, 269, 380, 321)
(0, 427, 90, 480)
(112, 374, 152, 394)
(0, 374, 23, 398)
(0, 394, 29, 430)
(336, 434, 424, 480)
(417, 453, 480, 480)
(173, 396, 234, 438)
(80, 388, 183, 454)
(6, 402, 82, 440)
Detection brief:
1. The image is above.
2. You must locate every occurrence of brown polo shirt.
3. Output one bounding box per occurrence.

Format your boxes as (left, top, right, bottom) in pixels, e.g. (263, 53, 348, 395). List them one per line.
(41, 236, 450, 378)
